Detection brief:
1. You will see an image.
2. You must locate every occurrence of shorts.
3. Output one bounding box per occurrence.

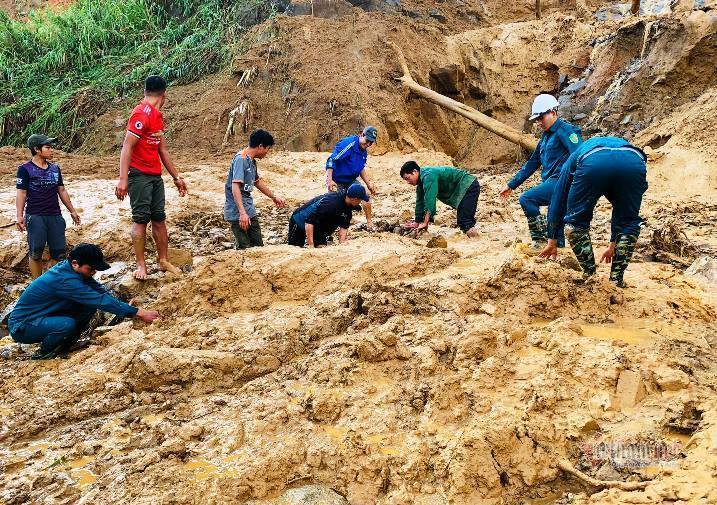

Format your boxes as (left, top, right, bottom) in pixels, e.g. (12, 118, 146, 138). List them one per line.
(26, 214, 66, 260)
(128, 168, 166, 224)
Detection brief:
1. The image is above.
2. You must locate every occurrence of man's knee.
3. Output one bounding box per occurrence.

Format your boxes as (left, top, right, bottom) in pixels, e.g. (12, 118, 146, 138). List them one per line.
(130, 223, 148, 239)
(150, 212, 166, 223)
(518, 192, 538, 215)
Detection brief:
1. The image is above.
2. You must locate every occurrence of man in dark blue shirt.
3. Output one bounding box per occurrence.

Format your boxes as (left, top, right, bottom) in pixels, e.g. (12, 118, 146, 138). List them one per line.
(9, 243, 159, 359)
(539, 137, 648, 288)
(499, 94, 582, 248)
(325, 126, 378, 230)
(288, 184, 368, 247)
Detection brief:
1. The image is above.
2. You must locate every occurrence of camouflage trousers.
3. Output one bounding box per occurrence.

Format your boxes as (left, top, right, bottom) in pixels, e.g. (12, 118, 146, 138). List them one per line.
(610, 233, 639, 288)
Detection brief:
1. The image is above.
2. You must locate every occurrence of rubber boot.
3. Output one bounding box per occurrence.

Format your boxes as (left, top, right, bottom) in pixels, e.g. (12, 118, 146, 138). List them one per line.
(527, 215, 547, 248)
(566, 224, 596, 276)
(610, 233, 639, 288)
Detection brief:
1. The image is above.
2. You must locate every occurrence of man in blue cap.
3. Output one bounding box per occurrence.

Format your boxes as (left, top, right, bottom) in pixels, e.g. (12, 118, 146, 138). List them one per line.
(8, 243, 159, 359)
(288, 184, 369, 247)
(499, 94, 583, 248)
(539, 136, 648, 288)
(325, 126, 378, 230)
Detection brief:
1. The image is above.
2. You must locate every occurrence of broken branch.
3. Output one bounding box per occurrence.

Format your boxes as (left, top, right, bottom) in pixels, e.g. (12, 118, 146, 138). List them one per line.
(388, 42, 538, 151)
(558, 459, 651, 491)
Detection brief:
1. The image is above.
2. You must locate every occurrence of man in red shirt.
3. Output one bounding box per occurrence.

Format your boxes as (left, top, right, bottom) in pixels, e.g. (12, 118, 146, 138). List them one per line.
(115, 75, 188, 279)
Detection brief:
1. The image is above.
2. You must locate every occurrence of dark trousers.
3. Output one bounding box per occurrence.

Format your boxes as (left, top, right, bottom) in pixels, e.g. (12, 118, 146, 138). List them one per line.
(519, 178, 565, 246)
(230, 217, 263, 249)
(11, 305, 95, 353)
(565, 149, 648, 237)
(288, 215, 305, 247)
(456, 180, 480, 232)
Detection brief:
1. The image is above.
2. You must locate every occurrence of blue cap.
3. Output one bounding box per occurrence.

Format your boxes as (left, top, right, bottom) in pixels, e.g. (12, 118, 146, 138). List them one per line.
(346, 183, 369, 202)
(362, 126, 377, 143)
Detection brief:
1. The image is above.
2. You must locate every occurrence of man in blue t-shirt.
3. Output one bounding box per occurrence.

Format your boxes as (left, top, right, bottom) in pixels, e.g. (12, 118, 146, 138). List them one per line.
(16, 134, 82, 278)
(325, 126, 378, 230)
(288, 184, 369, 247)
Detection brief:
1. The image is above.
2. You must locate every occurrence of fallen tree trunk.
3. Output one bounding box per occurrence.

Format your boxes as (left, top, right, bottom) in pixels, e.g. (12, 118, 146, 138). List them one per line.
(389, 42, 538, 152)
(558, 459, 651, 491)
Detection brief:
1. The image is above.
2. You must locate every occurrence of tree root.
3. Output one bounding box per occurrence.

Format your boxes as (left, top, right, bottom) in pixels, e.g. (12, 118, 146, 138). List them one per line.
(558, 459, 652, 491)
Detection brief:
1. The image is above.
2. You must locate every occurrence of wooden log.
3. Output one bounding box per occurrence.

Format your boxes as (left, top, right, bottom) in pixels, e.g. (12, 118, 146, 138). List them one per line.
(389, 42, 538, 151)
(631, 0, 640, 14)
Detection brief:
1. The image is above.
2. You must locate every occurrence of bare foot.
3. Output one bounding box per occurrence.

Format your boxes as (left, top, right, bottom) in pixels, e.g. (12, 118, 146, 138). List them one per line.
(466, 227, 478, 238)
(158, 259, 181, 275)
(133, 265, 148, 280)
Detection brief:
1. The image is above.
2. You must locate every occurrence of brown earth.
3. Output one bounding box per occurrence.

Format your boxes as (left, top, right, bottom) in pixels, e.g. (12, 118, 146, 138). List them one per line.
(3, 2, 717, 504)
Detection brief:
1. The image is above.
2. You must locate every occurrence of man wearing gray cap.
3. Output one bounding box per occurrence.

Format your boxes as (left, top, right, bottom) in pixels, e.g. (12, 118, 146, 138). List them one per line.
(325, 126, 378, 230)
(16, 134, 81, 278)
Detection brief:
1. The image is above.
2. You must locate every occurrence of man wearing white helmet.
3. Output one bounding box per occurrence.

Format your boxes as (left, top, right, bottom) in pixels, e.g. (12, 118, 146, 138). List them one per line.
(499, 94, 583, 248)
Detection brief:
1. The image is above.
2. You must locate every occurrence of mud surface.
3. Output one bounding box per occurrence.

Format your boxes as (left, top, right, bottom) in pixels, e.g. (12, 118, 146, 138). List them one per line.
(3, 1, 717, 504)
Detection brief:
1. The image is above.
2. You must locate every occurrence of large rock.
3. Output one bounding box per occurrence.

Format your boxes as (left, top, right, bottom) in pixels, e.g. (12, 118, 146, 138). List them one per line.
(653, 366, 690, 391)
(248, 485, 349, 504)
(685, 256, 717, 285)
(615, 369, 646, 410)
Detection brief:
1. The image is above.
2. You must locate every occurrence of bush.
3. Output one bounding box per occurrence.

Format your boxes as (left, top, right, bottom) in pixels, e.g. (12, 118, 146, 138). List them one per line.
(0, 0, 280, 149)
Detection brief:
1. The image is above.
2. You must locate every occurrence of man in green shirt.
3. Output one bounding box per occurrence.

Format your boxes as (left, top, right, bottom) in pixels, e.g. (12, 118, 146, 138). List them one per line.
(400, 161, 480, 237)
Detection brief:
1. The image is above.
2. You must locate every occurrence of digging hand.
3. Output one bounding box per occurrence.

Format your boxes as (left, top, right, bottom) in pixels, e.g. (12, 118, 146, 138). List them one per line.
(136, 308, 159, 324)
(499, 185, 513, 202)
(600, 243, 616, 264)
(273, 197, 286, 208)
(538, 239, 558, 260)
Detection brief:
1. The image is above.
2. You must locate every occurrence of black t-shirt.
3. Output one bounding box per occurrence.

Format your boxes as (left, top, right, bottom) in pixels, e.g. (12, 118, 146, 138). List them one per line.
(292, 191, 357, 242)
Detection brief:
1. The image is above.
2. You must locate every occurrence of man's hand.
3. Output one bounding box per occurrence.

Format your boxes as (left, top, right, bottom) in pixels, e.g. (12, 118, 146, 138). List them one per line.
(538, 239, 559, 260)
(136, 308, 159, 324)
(174, 177, 188, 197)
(328, 180, 338, 192)
(367, 182, 377, 195)
(273, 197, 286, 208)
(16, 216, 25, 232)
(412, 221, 429, 237)
(115, 178, 129, 200)
(239, 212, 251, 231)
(600, 243, 616, 264)
(70, 212, 81, 226)
(499, 185, 513, 202)
(402, 220, 419, 229)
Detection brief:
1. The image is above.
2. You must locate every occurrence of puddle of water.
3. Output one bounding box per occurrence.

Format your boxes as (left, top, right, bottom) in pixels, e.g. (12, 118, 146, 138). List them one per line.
(323, 425, 349, 440)
(73, 468, 98, 489)
(65, 455, 95, 469)
(580, 323, 653, 345)
(664, 430, 692, 445)
(0, 406, 11, 417)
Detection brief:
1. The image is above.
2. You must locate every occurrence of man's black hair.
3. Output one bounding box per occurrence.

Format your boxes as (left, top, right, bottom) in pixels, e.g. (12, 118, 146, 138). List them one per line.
(400, 161, 421, 177)
(249, 129, 275, 148)
(145, 75, 167, 94)
(29, 147, 37, 156)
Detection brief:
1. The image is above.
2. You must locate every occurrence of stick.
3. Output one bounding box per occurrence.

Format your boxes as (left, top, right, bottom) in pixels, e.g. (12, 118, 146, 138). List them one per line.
(388, 42, 538, 151)
(557, 459, 651, 491)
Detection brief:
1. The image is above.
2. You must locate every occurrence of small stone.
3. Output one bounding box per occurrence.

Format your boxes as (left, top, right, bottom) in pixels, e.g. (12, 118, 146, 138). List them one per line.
(616, 369, 646, 410)
(426, 236, 448, 248)
(167, 248, 193, 268)
(479, 303, 497, 316)
(573, 113, 587, 120)
(610, 293, 625, 305)
(621, 114, 632, 125)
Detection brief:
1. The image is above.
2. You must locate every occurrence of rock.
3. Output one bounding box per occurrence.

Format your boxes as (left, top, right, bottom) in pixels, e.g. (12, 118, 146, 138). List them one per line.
(610, 292, 625, 305)
(621, 114, 632, 125)
(479, 303, 497, 316)
(158, 437, 186, 457)
(595, 462, 622, 481)
(654, 367, 690, 391)
(248, 485, 349, 504)
(573, 113, 587, 120)
(426, 236, 448, 248)
(615, 369, 646, 410)
(428, 8, 446, 22)
(307, 392, 343, 423)
(685, 256, 717, 285)
(167, 248, 193, 268)
(285, 0, 354, 18)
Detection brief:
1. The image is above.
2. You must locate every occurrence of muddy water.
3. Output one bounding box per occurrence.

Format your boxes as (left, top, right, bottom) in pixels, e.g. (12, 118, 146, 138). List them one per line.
(579, 322, 656, 346)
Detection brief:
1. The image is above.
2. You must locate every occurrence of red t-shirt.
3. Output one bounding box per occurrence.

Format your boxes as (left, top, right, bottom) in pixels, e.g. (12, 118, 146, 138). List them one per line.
(126, 101, 164, 175)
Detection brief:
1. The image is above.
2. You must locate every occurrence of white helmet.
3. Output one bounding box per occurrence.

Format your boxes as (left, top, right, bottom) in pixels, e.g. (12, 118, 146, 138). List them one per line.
(529, 94, 560, 120)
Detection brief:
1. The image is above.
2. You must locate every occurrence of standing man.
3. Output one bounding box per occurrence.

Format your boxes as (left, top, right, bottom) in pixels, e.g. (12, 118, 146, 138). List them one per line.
(539, 137, 648, 288)
(499, 94, 583, 248)
(325, 126, 378, 230)
(115, 75, 187, 279)
(8, 243, 159, 360)
(288, 184, 369, 247)
(400, 162, 480, 237)
(16, 134, 81, 279)
(224, 129, 286, 249)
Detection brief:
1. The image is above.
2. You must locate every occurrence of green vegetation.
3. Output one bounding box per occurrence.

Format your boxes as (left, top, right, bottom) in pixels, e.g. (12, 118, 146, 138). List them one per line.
(0, 0, 280, 149)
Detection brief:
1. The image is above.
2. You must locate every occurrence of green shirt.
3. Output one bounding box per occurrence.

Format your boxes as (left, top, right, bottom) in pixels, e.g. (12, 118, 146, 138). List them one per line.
(415, 166, 477, 222)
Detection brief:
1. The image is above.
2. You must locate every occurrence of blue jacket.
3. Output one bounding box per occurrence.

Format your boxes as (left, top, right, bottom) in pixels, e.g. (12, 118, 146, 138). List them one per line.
(325, 135, 368, 184)
(546, 136, 646, 240)
(507, 119, 583, 189)
(8, 261, 138, 333)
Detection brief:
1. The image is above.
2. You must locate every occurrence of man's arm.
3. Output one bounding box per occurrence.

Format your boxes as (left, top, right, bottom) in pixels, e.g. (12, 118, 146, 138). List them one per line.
(57, 186, 81, 226)
(116, 132, 139, 200)
(305, 223, 315, 247)
(507, 143, 542, 190)
(15, 189, 27, 232)
(326, 168, 337, 191)
(421, 172, 439, 222)
(159, 137, 187, 196)
(55, 277, 139, 317)
(232, 182, 251, 231)
(546, 150, 580, 240)
(255, 178, 285, 207)
(359, 169, 376, 195)
(338, 227, 348, 244)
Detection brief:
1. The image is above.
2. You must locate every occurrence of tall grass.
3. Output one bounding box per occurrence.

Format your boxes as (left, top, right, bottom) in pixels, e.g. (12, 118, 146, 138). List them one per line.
(0, 0, 279, 149)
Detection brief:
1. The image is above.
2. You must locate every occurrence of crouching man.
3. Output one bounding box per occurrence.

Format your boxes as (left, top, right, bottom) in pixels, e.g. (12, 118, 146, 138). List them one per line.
(8, 243, 159, 360)
(400, 161, 480, 236)
(288, 184, 369, 247)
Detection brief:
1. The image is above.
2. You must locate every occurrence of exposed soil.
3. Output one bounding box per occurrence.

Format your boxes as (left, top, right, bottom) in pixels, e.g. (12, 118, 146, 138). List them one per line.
(2, 2, 717, 504)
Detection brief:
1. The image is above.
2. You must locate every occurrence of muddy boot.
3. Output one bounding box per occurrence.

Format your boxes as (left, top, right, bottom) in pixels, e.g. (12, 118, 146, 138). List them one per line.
(610, 233, 639, 288)
(566, 225, 596, 276)
(527, 215, 547, 248)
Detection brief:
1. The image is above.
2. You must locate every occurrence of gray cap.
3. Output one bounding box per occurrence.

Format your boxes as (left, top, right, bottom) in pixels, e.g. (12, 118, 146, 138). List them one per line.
(362, 126, 377, 143)
(28, 134, 57, 150)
